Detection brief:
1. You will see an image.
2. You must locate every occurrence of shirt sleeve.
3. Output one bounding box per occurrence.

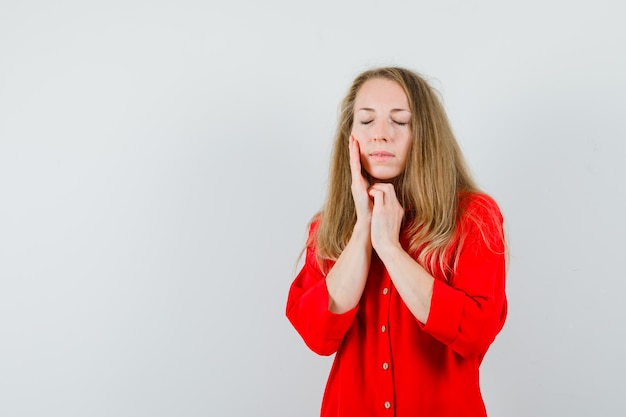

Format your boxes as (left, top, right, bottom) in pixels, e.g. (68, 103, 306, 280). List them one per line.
(421, 194, 507, 360)
(286, 221, 359, 356)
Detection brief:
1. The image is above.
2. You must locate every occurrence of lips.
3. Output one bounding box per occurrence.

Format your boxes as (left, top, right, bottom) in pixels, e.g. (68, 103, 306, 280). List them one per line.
(370, 151, 394, 162)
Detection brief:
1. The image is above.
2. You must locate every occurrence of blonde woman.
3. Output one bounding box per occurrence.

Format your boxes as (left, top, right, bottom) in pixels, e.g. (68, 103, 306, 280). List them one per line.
(286, 67, 507, 417)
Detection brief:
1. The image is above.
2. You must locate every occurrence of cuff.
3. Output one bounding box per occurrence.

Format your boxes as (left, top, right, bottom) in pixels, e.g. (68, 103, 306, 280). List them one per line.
(301, 277, 359, 340)
(422, 279, 465, 345)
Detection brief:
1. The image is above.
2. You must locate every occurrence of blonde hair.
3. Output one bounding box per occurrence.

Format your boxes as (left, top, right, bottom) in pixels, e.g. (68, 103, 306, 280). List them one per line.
(313, 67, 495, 278)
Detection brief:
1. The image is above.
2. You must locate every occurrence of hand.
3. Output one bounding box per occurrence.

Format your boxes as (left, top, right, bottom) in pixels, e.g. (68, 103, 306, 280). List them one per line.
(349, 135, 372, 223)
(368, 183, 404, 255)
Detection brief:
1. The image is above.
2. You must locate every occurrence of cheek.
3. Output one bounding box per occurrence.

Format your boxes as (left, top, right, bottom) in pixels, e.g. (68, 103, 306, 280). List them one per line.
(350, 126, 368, 156)
(399, 139, 412, 164)
(350, 124, 364, 138)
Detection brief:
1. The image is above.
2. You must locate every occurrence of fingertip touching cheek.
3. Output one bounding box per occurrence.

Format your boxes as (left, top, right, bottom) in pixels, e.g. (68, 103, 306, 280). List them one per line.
(350, 78, 413, 182)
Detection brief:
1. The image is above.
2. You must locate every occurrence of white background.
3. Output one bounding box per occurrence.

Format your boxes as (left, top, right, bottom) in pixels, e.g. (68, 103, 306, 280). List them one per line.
(1, 1, 625, 416)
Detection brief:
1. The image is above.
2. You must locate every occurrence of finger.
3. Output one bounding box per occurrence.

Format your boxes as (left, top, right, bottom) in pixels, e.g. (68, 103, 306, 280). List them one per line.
(369, 183, 394, 198)
(369, 183, 402, 208)
(369, 183, 394, 192)
(349, 135, 362, 177)
(368, 188, 385, 207)
(349, 136, 370, 194)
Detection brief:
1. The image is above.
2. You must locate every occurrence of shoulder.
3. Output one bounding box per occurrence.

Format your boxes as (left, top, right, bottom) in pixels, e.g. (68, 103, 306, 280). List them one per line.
(458, 192, 505, 251)
(307, 213, 322, 242)
(304, 213, 332, 274)
(304, 213, 323, 257)
(459, 192, 503, 222)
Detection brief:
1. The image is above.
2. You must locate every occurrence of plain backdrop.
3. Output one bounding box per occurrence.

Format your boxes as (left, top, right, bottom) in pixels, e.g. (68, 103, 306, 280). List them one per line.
(1, 1, 625, 416)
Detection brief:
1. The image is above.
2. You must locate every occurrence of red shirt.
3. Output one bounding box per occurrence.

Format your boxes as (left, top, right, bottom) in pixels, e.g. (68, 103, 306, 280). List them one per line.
(286, 193, 507, 417)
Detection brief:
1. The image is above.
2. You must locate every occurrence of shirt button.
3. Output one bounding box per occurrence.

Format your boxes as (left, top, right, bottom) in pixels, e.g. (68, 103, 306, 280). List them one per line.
(381, 325, 386, 333)
(382, 287, 389, 295)
(384, 401, 391, 409)
(382, 362, 389, 370)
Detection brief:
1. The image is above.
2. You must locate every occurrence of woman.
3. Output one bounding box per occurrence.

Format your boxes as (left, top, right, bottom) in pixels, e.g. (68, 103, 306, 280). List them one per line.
(286, 67, 507, 416)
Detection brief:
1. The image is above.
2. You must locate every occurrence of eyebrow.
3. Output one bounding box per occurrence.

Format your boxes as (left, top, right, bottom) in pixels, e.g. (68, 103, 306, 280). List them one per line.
(356, 107, 411, 113)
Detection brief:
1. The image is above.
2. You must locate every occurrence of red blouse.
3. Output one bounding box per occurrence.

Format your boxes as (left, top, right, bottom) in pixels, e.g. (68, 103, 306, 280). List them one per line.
(286, 193, 507, 417)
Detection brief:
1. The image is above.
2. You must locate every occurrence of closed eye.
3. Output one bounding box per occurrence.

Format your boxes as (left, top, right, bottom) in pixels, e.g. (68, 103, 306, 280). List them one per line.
(360, 120, 373, 125)
(393, 120, 409, 126)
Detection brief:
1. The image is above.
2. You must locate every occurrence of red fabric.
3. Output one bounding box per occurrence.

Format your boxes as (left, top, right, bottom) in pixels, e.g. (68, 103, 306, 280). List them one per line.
(286, 193, 507, 417)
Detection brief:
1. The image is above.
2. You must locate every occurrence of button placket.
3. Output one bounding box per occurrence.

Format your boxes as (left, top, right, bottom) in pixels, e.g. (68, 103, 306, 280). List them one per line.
(379, 272, 393, 412)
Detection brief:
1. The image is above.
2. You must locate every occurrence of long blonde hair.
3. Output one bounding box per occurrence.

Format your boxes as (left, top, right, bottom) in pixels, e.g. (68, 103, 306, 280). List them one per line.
(314, 67, 489, 278)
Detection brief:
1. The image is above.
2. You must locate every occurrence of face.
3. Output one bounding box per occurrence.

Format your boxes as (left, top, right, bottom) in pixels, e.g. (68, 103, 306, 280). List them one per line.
(351, 78, 412, 182)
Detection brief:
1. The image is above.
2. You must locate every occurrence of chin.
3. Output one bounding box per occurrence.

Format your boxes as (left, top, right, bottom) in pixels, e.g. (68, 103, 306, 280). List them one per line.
(366, 169, 402, 183)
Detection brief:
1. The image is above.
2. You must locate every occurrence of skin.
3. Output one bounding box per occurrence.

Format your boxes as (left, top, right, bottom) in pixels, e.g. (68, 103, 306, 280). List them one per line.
(325, 78, 435, 324)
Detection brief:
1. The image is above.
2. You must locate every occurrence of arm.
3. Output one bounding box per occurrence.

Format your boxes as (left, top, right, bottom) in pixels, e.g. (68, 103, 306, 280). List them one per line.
(286, 221, 361, 356)
(370, 187, 506, 359)
(377, 244, 435, 323)
(286, 136, 373, 355)
(325, 135, 373, 314)
(421, 196, 507, 359)
(368, 182, 434, 323)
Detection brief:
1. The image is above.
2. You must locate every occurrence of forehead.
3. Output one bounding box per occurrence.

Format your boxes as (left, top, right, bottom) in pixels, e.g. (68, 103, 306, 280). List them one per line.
(354, 78, 409, 108)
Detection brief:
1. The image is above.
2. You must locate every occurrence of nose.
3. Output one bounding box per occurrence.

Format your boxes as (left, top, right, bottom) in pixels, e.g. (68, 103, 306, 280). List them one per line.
(373, 120, 391, 142)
